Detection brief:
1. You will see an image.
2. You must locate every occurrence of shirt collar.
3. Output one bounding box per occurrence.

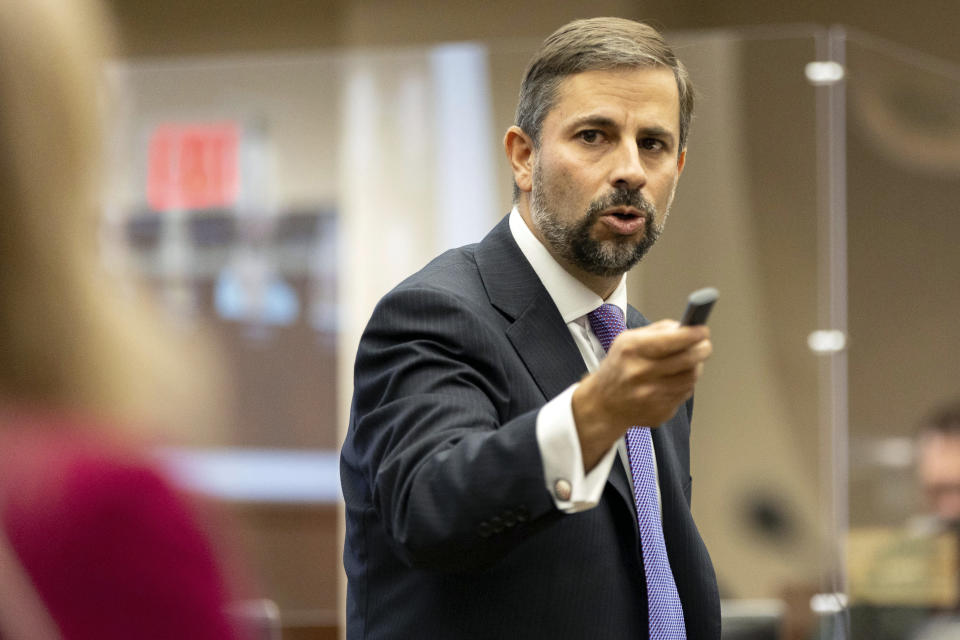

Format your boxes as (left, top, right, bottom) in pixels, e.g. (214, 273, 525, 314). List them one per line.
(509, 207, 627, 323)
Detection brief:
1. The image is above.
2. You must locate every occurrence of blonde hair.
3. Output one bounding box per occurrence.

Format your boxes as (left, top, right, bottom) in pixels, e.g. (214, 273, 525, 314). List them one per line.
(0, 0, 228, 443)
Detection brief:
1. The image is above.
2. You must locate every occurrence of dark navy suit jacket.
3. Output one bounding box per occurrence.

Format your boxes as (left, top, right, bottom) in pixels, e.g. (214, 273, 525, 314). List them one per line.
(340, 216, 720, 639)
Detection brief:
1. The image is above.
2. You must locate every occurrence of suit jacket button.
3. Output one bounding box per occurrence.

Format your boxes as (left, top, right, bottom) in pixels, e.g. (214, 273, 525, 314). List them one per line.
(490, 516, 504, 533)
(516, 506, 529, 523)
(478, 521, 492, 538)
(502, 510, 516, 527)
(554, 479, 572, 501)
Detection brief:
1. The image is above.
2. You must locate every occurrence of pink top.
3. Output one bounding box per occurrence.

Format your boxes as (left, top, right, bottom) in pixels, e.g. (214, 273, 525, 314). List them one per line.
(0, 412, 242, 639)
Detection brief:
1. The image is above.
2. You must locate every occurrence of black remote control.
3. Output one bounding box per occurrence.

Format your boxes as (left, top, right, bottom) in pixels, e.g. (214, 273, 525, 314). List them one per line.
(679, 287, 718, 326)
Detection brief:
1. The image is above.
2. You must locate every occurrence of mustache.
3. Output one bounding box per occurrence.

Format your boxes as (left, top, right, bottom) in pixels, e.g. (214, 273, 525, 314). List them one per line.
(586, 189, 656, 219)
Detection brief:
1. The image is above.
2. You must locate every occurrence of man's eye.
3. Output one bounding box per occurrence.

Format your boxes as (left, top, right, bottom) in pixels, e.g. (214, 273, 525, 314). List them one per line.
(578, 130, 602, 143)
(641, 138, 665, 151)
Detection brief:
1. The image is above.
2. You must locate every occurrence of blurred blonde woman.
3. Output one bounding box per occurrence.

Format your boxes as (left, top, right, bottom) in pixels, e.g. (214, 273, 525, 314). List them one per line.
(0, 0, 245, 637)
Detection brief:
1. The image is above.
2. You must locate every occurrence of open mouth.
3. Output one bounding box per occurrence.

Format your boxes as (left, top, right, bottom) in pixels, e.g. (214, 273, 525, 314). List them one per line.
(599, 209, 646, 235)
(603, 205, 644, 219)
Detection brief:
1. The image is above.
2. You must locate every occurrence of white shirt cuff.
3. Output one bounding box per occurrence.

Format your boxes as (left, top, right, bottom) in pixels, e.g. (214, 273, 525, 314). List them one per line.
(536, 383, 618, 513)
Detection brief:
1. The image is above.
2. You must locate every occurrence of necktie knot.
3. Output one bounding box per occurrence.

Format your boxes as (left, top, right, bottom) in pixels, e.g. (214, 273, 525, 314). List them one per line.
(587, 303, 626, 353)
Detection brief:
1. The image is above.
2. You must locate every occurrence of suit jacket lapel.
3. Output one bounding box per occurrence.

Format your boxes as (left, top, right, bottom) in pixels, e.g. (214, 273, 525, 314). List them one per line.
(475, 218, 650, 537)
(475, 216, 587, 402)
(476, 220, 682, 543)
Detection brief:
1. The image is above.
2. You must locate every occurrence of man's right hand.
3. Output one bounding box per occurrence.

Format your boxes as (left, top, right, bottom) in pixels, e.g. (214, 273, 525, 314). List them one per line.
(572, 320, 712, 472)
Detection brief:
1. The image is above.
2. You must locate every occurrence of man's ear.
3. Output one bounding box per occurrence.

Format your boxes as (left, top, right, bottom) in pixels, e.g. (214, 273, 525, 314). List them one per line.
(504, 126, 535, 194)
(677, 148, 687, 176)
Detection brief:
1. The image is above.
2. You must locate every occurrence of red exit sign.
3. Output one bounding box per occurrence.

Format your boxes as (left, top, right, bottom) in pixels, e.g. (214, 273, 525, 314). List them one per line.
(147, 122, 239, 211)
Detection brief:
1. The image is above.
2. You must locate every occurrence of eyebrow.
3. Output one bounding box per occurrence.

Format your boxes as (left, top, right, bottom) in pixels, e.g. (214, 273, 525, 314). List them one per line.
(567, 115, 618, 131)
(638, 126, 674, 142)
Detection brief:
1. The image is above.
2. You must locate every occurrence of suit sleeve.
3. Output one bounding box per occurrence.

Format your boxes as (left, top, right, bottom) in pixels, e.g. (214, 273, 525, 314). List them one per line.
(346, 285, 562, 571)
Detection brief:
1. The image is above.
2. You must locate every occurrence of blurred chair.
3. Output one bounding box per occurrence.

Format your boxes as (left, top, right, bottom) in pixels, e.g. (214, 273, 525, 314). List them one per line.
(913, 616, 960, 640)
(226, 599, 281, 640)
(721, 599, 782, 640)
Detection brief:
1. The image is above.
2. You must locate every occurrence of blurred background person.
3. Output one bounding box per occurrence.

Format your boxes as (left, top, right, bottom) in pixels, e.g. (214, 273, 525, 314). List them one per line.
(915, 400, 960, 532)
(844, 401, 960, 640)
(898, 403, 960, 640)
(0, 0, 250, 638)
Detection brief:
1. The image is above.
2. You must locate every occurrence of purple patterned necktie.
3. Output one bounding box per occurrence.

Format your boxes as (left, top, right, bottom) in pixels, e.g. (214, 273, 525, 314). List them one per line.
(587, 304, 687, 639)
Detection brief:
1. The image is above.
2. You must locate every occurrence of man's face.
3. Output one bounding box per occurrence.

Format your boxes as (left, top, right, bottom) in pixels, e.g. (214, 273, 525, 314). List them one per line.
(526, 66, 685, 280)
(917, 433, 960, 525)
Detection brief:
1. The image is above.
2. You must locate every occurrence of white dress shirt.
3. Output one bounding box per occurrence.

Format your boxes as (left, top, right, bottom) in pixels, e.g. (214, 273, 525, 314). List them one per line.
(508, 208, 648, 513)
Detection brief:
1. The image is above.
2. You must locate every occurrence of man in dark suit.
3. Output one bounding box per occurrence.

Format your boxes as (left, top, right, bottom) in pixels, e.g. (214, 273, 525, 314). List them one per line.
(341, 17, 720, 639)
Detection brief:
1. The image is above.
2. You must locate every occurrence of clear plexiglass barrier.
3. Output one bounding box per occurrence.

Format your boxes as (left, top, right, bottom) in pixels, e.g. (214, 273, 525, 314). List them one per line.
(102, 25, 960, 639)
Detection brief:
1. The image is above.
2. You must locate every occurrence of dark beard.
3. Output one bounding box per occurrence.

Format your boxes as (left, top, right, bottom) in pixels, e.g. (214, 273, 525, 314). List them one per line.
(532, 184, 661, 277)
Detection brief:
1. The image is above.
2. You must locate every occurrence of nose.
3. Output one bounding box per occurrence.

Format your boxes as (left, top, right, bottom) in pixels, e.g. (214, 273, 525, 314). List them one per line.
(609, 140, 647, 191)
